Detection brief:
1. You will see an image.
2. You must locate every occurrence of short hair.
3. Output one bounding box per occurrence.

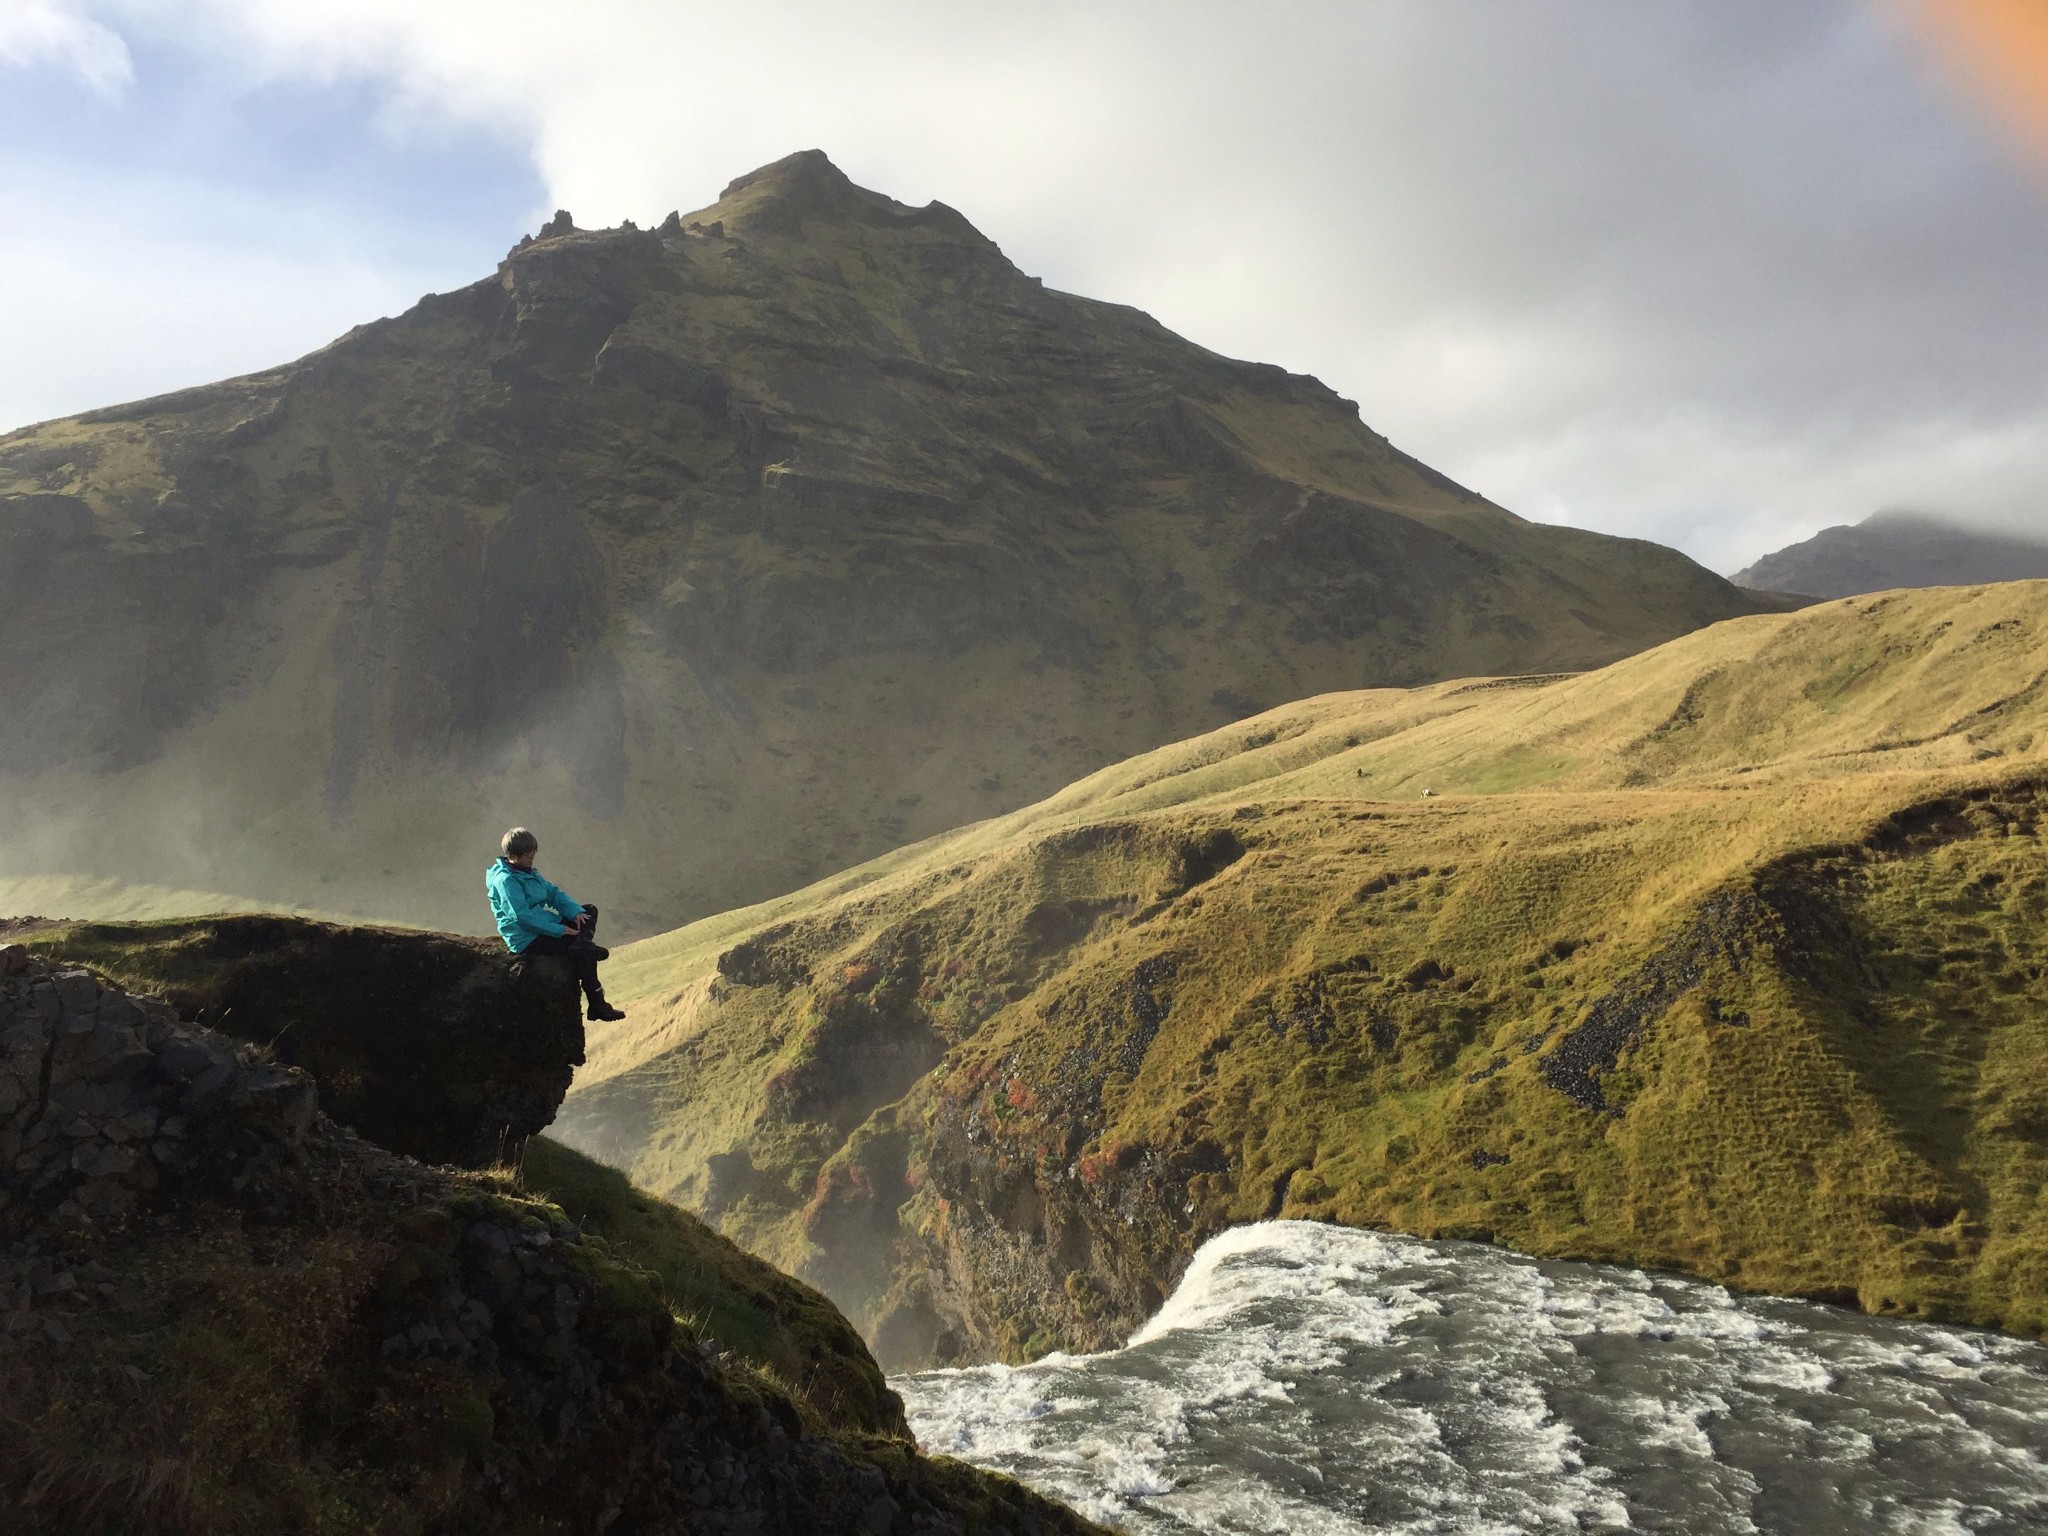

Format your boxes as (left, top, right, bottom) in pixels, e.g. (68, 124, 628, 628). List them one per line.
(501, 827, 538, 858)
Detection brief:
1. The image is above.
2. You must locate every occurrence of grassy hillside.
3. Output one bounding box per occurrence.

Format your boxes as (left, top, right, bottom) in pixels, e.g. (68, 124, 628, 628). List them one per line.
(0, 150, 1770, 939)
(0, 874, 323, 925)
(557, 582, 2048, 1365)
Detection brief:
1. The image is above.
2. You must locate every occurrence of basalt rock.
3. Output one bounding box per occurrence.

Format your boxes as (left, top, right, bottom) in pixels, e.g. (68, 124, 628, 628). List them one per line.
(20, 916, 584, 1169)
(0, 944, 315, 1238)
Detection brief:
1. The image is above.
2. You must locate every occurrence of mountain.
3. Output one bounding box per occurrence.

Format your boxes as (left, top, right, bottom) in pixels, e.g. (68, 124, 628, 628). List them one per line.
(1733, 509, 2048, 598)
(0, 150, 1774, 939)
(556, 582, 2048, 1367)
(1, 925, 1103, 1533)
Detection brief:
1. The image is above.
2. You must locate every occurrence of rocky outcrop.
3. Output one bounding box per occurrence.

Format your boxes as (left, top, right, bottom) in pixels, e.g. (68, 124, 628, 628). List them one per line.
(0, 941, 315, 1239)
(20, 916, 582, 1168)
(0, 943, 1104, 1535)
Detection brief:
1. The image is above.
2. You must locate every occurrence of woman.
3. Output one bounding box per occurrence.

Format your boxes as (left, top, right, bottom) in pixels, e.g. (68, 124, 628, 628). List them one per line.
(485, 827, 627, 1022)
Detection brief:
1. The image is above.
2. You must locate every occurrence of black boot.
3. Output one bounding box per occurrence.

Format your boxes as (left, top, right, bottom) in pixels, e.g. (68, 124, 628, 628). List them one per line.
(586, 991, 626, 1022)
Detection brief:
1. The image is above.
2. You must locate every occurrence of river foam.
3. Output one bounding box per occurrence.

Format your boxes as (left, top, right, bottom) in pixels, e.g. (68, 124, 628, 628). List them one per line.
(894, 1222, 2048, 1534)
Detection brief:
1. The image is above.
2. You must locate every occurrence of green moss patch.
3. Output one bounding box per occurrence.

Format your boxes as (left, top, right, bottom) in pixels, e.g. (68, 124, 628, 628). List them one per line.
(518, 1136, 906, 1436)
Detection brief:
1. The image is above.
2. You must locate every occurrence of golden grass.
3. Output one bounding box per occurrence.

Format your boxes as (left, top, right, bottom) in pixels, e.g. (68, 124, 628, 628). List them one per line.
(558, 582, 2048, 1354)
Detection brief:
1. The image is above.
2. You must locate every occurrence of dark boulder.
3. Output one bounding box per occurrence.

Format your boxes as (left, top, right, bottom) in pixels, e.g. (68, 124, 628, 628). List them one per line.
(0, 944, 319, 1238)
(18, 915, 582, 1168)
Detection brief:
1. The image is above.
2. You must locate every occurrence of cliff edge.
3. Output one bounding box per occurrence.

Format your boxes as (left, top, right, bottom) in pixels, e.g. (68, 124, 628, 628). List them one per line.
(0, 930, 1103, 1534)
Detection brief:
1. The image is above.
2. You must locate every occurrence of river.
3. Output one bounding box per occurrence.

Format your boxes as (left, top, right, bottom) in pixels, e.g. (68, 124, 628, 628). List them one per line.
(893, 1222, 2048, 1535)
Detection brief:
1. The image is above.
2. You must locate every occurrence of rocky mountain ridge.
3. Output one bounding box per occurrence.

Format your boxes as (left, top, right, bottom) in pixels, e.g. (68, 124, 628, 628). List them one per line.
(0, 149, 1775, 938)
(1733, 509, 2048, 598)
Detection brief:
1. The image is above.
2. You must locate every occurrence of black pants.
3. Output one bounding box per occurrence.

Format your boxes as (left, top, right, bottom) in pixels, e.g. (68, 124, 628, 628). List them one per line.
(522, 906, 606, 1001)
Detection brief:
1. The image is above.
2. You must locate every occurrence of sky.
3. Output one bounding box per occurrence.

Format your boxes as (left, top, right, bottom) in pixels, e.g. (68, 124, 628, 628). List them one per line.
(3, 1, 2047, 575)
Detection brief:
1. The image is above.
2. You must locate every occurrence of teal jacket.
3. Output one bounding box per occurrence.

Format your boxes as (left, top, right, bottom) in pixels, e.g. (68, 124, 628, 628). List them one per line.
(486, 859, 585, 953)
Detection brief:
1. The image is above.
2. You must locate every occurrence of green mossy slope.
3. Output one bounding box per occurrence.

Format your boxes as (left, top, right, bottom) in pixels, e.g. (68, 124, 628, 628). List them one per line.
(519, 1135, 906, 1438)
(0, 150, 1771, 939)
(557, 583, 2048, 1365)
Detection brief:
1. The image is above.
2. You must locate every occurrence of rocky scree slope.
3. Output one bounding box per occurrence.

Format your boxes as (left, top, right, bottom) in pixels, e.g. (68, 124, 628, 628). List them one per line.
(559, 582, 2048, 1367)
(1734, 509, 2048, 600)
(0, 149, 1774, 937)
(0, 937, 1105, 1533)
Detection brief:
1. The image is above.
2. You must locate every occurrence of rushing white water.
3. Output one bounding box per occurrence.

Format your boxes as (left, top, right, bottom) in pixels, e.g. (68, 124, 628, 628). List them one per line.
(893, 1222, 2048, 1535)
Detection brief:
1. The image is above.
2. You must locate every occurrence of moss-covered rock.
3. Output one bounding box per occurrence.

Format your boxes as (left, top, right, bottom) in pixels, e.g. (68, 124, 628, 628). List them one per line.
(20, 915, 582, 1169)
(519, 1136, 907, 1438)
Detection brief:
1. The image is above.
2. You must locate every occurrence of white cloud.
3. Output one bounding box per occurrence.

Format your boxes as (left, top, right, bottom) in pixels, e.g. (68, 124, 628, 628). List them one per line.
(0, 0, 132, 93)
(0, 234, 419, 430)
(13, 0, 2048, 571)
(0, 155, 478, 428)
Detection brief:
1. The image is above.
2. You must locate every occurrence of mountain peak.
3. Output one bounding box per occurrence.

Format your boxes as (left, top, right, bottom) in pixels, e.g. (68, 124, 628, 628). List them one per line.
(0, 146, 1767, 937)
(718, 147, 856, 206)
(1734, 508, 2048, 599)
(701, 148, 992, 245)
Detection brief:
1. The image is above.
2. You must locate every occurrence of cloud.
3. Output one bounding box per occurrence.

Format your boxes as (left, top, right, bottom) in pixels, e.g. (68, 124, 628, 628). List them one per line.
(0, 161, 460, 429)
(0, 0, 132, 94)
(0, 7, 540, 428)
(11, 0, 2048, 572)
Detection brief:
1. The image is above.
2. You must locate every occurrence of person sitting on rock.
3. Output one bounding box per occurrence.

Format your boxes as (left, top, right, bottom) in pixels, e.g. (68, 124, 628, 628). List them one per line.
(486, 827, 626, 1022)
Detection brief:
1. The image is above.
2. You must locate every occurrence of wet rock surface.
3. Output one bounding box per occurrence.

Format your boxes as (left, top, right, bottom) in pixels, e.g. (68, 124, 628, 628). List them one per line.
(0, 944, 1105, 1534)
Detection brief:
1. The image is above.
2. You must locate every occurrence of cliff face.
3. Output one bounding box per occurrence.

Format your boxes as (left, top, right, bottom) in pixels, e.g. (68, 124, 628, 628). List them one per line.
(19, 916, 584, 1167)
(0, 149, 1769, 937)
(0, 932, 1104, 1533)
(559, 583, 2048, 1367)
